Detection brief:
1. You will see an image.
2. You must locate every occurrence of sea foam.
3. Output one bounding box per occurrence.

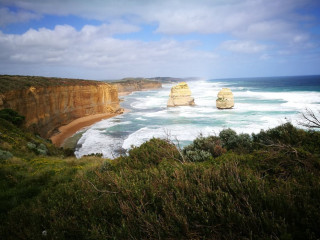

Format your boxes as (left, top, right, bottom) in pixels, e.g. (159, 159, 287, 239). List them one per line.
(75, 77, 320, 159)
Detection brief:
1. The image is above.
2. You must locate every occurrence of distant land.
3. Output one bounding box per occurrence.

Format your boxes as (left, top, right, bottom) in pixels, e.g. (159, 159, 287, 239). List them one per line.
(106, 76, 201, 83)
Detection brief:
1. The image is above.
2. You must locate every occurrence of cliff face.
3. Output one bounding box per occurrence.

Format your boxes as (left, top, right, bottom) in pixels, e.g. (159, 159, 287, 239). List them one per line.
(167, 82, 195, 107)
(216, 88, 234, 109)
(112, 79, 162, 95)
(0, 83, 120, 138)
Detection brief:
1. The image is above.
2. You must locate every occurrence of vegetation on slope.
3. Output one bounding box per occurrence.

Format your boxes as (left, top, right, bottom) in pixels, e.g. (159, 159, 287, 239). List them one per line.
(0, 75, 107, 93)
(0, 110, 320, 239)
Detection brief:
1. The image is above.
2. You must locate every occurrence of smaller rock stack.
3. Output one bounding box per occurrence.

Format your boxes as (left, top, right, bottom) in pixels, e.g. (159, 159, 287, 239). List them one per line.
(167, 82, 195, 107)
(216, 88, 234, 109)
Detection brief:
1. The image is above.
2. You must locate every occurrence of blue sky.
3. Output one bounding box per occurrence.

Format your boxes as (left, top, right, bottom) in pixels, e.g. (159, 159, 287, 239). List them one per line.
(0, 0, 319, 80)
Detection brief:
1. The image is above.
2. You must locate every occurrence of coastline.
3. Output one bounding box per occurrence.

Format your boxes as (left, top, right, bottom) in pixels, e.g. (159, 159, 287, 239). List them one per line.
(50, 85, 162, 148)
(50, 112, 121, 147)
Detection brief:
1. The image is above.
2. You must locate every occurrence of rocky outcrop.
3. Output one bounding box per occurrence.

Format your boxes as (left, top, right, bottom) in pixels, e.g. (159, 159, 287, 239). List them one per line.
(112, 79, 162, 95)
(216, 88, 234, 109)
(0, 82, 120, 138)
(167, 82, 195, 107)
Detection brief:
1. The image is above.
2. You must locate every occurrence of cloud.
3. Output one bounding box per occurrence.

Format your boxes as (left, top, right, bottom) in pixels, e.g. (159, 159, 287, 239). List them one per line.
(0, 0, 319, 78)
(1, 0, 318, 46)
(220, 40, 267, 54)
(81, 21, 140, 36)
(234, 20, 311, 44)
(0, 24, 218, 78)
(1, 0, 318, 36)
(0, 7, 40, 26)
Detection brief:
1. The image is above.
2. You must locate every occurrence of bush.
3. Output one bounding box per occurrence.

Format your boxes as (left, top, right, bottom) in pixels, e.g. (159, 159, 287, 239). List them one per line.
(0, 109, 25, 126)
(123, 138, 180, 168)
(0, 150, 13, 161)
(183, 135, 226, 162)
(252, 123, 302, 146)
(219, 128, 238, 150)
(237, 133, 252, 151)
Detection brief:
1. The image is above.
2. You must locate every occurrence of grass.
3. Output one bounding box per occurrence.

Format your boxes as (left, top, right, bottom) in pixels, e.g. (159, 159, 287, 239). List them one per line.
(0, 115, 319, 239)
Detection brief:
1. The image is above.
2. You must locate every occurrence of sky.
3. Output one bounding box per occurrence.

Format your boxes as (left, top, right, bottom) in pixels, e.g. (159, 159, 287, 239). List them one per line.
(0, 0, 320, 80)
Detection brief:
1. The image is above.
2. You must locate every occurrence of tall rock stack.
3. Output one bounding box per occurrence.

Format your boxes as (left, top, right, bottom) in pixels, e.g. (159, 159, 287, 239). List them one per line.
(216, 88, 234, 109)
(167, 82, 195, 107)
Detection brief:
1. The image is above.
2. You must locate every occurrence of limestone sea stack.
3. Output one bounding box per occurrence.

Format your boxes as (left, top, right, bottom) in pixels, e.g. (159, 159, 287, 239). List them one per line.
(167, 82, 195, 107)
(216, 88, 234, 109)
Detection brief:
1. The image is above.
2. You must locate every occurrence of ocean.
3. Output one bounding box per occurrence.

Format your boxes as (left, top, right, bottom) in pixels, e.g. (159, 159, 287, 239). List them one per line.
(74, 75, 320, 159)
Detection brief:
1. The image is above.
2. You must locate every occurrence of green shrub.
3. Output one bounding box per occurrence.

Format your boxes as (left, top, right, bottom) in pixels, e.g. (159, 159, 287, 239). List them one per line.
(183, 135, 226, 162)
(252, 122, 302, 146)
(122, 138, 181, 168)
(219, 128, 238, 150)
(0, 150, 13, 161)
(0, 109, 25, 126)
(218, 129, 253, 152)
(237, 133, 253, 150)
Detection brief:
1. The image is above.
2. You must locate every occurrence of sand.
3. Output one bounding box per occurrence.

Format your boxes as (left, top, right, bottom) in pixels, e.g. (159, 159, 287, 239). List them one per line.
(50, 112, 120, 147)
(118, 91, 131, 96)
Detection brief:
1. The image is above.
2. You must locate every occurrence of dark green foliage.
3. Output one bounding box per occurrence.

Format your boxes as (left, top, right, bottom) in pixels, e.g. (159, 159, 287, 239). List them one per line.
(118, 138, 181, 169)
(252, 122, 300, 145)
(1, 121, 320, 239)
(219, 128, 253, 151)
(83, 152, 103, 157)
(0, 109, 25, 126)
(183, 135, 226, 161)
(237, 133, 253, 151)
(0, 150, 13, 161)
(219, 128, 239, 149)
(0, 118, 64, 158)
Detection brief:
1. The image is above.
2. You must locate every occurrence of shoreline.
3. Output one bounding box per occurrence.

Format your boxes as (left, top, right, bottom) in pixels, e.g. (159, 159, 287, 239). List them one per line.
(50, 112, 121, 147)
(50, 86, 162, 148)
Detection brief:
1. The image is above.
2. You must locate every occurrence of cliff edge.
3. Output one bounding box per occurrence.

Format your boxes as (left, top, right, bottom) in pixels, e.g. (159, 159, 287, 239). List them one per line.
(0, 75, 121, 138)
(111, 78, 162, 95)
(167, 82, 195, 107)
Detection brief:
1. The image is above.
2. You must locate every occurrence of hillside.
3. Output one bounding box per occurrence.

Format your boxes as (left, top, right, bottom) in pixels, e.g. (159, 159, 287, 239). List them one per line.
(1, 109, 320, 239)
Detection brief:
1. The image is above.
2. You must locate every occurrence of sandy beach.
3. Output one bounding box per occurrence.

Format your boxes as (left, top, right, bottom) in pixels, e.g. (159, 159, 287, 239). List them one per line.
(50, 112, 120, 147)
(118, 91, 131, 96)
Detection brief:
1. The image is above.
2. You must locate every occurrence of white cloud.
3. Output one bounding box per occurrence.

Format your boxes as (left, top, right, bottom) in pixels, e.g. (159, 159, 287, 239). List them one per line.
(0, 24, 218, 78)
(234, 20, 311, 44)
(0, 7, 40, 26)
(0, 0, 319, 78)
(1, 0, 317, 37)
(1, 0, 317, 48)
(81, 22, 140, 37)
(220, 40, 267, 54)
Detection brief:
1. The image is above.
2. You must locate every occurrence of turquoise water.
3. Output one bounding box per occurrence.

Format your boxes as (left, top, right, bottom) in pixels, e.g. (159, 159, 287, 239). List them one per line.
(75, 76, 320, 158)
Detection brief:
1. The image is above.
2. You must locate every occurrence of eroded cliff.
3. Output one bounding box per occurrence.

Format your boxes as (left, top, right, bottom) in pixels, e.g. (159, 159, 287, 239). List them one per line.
(0, 76, 120, 138)
(111, 78, 162, 95)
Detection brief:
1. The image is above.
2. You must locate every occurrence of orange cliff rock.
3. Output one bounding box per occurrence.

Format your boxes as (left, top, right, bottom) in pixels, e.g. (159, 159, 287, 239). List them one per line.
(0, 83, 121, 138)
